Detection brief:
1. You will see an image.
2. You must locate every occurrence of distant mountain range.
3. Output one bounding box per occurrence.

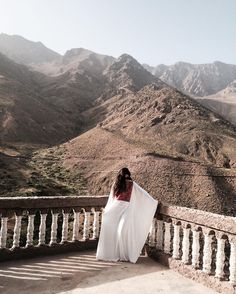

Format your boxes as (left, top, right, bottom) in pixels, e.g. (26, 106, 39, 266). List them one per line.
(143, 61, 236, 97)
(143, 61, 236, 126)
(0, 33, 60, 65)
(1, 32, 236, 126)
(0, 33, 235, 216)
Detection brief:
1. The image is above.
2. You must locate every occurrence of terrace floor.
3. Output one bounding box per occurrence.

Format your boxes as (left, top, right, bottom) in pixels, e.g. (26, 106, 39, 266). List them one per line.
(0, 249, 217, 294)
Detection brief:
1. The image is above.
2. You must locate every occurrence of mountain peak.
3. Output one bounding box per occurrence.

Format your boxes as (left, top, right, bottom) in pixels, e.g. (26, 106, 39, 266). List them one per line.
(64, 48, 93, 58)
(102, 53, 159, 95)
(0, 33, 61, 65)
(117, 53, 137, 62)
(107, 53, 146, 74)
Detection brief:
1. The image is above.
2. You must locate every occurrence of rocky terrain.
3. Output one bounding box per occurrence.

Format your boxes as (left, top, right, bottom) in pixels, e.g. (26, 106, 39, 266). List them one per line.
(30, 57, 236, 216)
(0, 34, 236, 216)
(144, 61, 236, 97)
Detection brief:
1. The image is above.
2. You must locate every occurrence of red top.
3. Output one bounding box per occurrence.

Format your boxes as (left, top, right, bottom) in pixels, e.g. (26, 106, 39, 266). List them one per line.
(114, 181, 133, 202)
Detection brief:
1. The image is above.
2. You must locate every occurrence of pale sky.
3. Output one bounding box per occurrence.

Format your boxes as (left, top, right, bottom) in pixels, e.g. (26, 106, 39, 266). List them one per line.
(0, 0, 235, 66)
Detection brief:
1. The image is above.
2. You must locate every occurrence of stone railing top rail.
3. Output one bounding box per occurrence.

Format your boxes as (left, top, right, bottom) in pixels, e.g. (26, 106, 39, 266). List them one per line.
(159, 204, 236, 235)
(0, 195, 235, 235)
(0, 195, 109, 210)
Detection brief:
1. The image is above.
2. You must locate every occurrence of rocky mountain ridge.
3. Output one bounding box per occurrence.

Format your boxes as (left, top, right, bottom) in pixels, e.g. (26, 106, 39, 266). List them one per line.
(144, 61, 236, 97)
(0, 33, 60, 65)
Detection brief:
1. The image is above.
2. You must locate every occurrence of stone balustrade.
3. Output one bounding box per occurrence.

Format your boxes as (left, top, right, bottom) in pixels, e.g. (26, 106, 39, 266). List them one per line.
(0, 196, 107, 261)
(1, 195, 236, 292)
(146, 204, 236, 293)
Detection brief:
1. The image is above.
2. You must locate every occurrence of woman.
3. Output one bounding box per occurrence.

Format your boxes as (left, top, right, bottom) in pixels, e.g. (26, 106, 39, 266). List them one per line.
(96, 167, 158, 263)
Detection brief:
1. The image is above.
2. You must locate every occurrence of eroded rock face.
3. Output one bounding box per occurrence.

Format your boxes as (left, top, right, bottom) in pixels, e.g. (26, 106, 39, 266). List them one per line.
(145, 61, 236, 97)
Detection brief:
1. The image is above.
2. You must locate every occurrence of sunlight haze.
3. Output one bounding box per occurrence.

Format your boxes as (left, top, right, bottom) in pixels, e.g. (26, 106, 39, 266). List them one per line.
(0, 0, 235, 65)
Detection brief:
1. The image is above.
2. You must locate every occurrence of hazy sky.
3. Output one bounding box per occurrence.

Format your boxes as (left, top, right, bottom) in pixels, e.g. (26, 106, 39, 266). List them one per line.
(0, 0, 235, 65)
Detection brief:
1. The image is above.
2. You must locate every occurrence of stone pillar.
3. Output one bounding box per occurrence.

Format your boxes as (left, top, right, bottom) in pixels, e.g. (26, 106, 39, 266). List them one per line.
(229, 236, 236, 285)
(38, 212, 47, 246)
(12, 211, 22, 249)
(172, 220, 181, 259)
(163, 221, 172, 254)
(61, 209, 69, 243)
(202, 229, 214, 274)
(0, 215, 8, 249)
(50, 211, 59, 245)
(149, 218, 156, 247)
(92, 209, 100, 240)
(72, 209, 80, 242)
(182, 223, 191, 264)
(156, 219, 164, 250)
(192, 228, 201, 268)
(215, 234, 226, 279)
(26, 212, 35, 247)
(83, 209, 91, 240)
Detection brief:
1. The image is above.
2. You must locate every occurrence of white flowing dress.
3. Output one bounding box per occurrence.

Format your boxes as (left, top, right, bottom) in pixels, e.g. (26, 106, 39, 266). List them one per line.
(96, 181, 158, 263)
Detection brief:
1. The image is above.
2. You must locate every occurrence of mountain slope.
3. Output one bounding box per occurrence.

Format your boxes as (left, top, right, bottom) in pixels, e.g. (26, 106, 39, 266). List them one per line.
(31, 75, 236, 215)
(33, 48, 115, 76)
(0, 52, 87, 145)
(197, 80, 236, 125)
(0, 43, 236, 215)
(145, 61, 236, 97)
(0, 33, 60, 65)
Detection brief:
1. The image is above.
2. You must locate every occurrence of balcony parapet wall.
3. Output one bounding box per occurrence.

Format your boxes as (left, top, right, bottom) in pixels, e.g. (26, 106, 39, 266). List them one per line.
(147, 203, 236, 293)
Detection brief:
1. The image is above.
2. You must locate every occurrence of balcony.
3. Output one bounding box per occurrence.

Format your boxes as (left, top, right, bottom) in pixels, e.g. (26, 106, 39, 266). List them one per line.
(0, 196, 235, 293)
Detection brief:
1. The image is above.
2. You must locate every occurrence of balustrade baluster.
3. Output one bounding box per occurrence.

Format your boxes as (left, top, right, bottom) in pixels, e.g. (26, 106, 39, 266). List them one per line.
(149, 218, 156, 247)
(163, 221, 172, 254)
(229, 236, 236, 285)
(182, 224, 191, 264)
(192, 228, 200, 268)
(215, 234, 226, 279)
(26, 212, 35, 247)
(156, 219, 163, 250)
(172, 221, 181, 259)
(92, 209, 100, 240)
(38, 212, 47, 246)
(12, 211, 22, 249)
(83, 209, 91, 240)
(50, 211, 59, 245)
(0, 215, 8, 249)
(61, 209, 69, 243)
(72, 210, 80, 242)
(202, 229, 214, 274)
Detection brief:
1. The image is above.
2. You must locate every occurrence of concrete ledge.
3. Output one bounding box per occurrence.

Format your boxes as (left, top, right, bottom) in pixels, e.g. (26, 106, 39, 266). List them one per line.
(0, 239, 98, 262)
(0, 196, 108, 211)
(146, 246, 236, 294)
(159, 204, 236, 235)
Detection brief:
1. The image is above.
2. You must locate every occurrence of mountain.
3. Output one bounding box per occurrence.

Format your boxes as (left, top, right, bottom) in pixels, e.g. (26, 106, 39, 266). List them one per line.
(32, 47, 115, 76)
(144, 61, 236, 97)
(0, 50, 111, 146)
(0, 33, 60, 65)
(0, 33, 115, 77)
(30, 69, 236, 215)
(0, 35, 236, 215)
(96, 54, 161, 103)
(0, 52, 83, 145)
(197, 80, 236, 125)
(0, 50, 158, 146)
(104, 54, 157, 91)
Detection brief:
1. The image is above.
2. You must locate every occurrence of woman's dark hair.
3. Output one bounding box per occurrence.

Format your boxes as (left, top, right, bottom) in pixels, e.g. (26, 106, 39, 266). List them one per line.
(113, 167, 132, 195)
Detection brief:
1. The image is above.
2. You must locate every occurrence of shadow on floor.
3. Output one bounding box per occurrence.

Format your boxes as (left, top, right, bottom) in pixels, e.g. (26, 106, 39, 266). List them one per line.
(0, 249, 166, 294)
